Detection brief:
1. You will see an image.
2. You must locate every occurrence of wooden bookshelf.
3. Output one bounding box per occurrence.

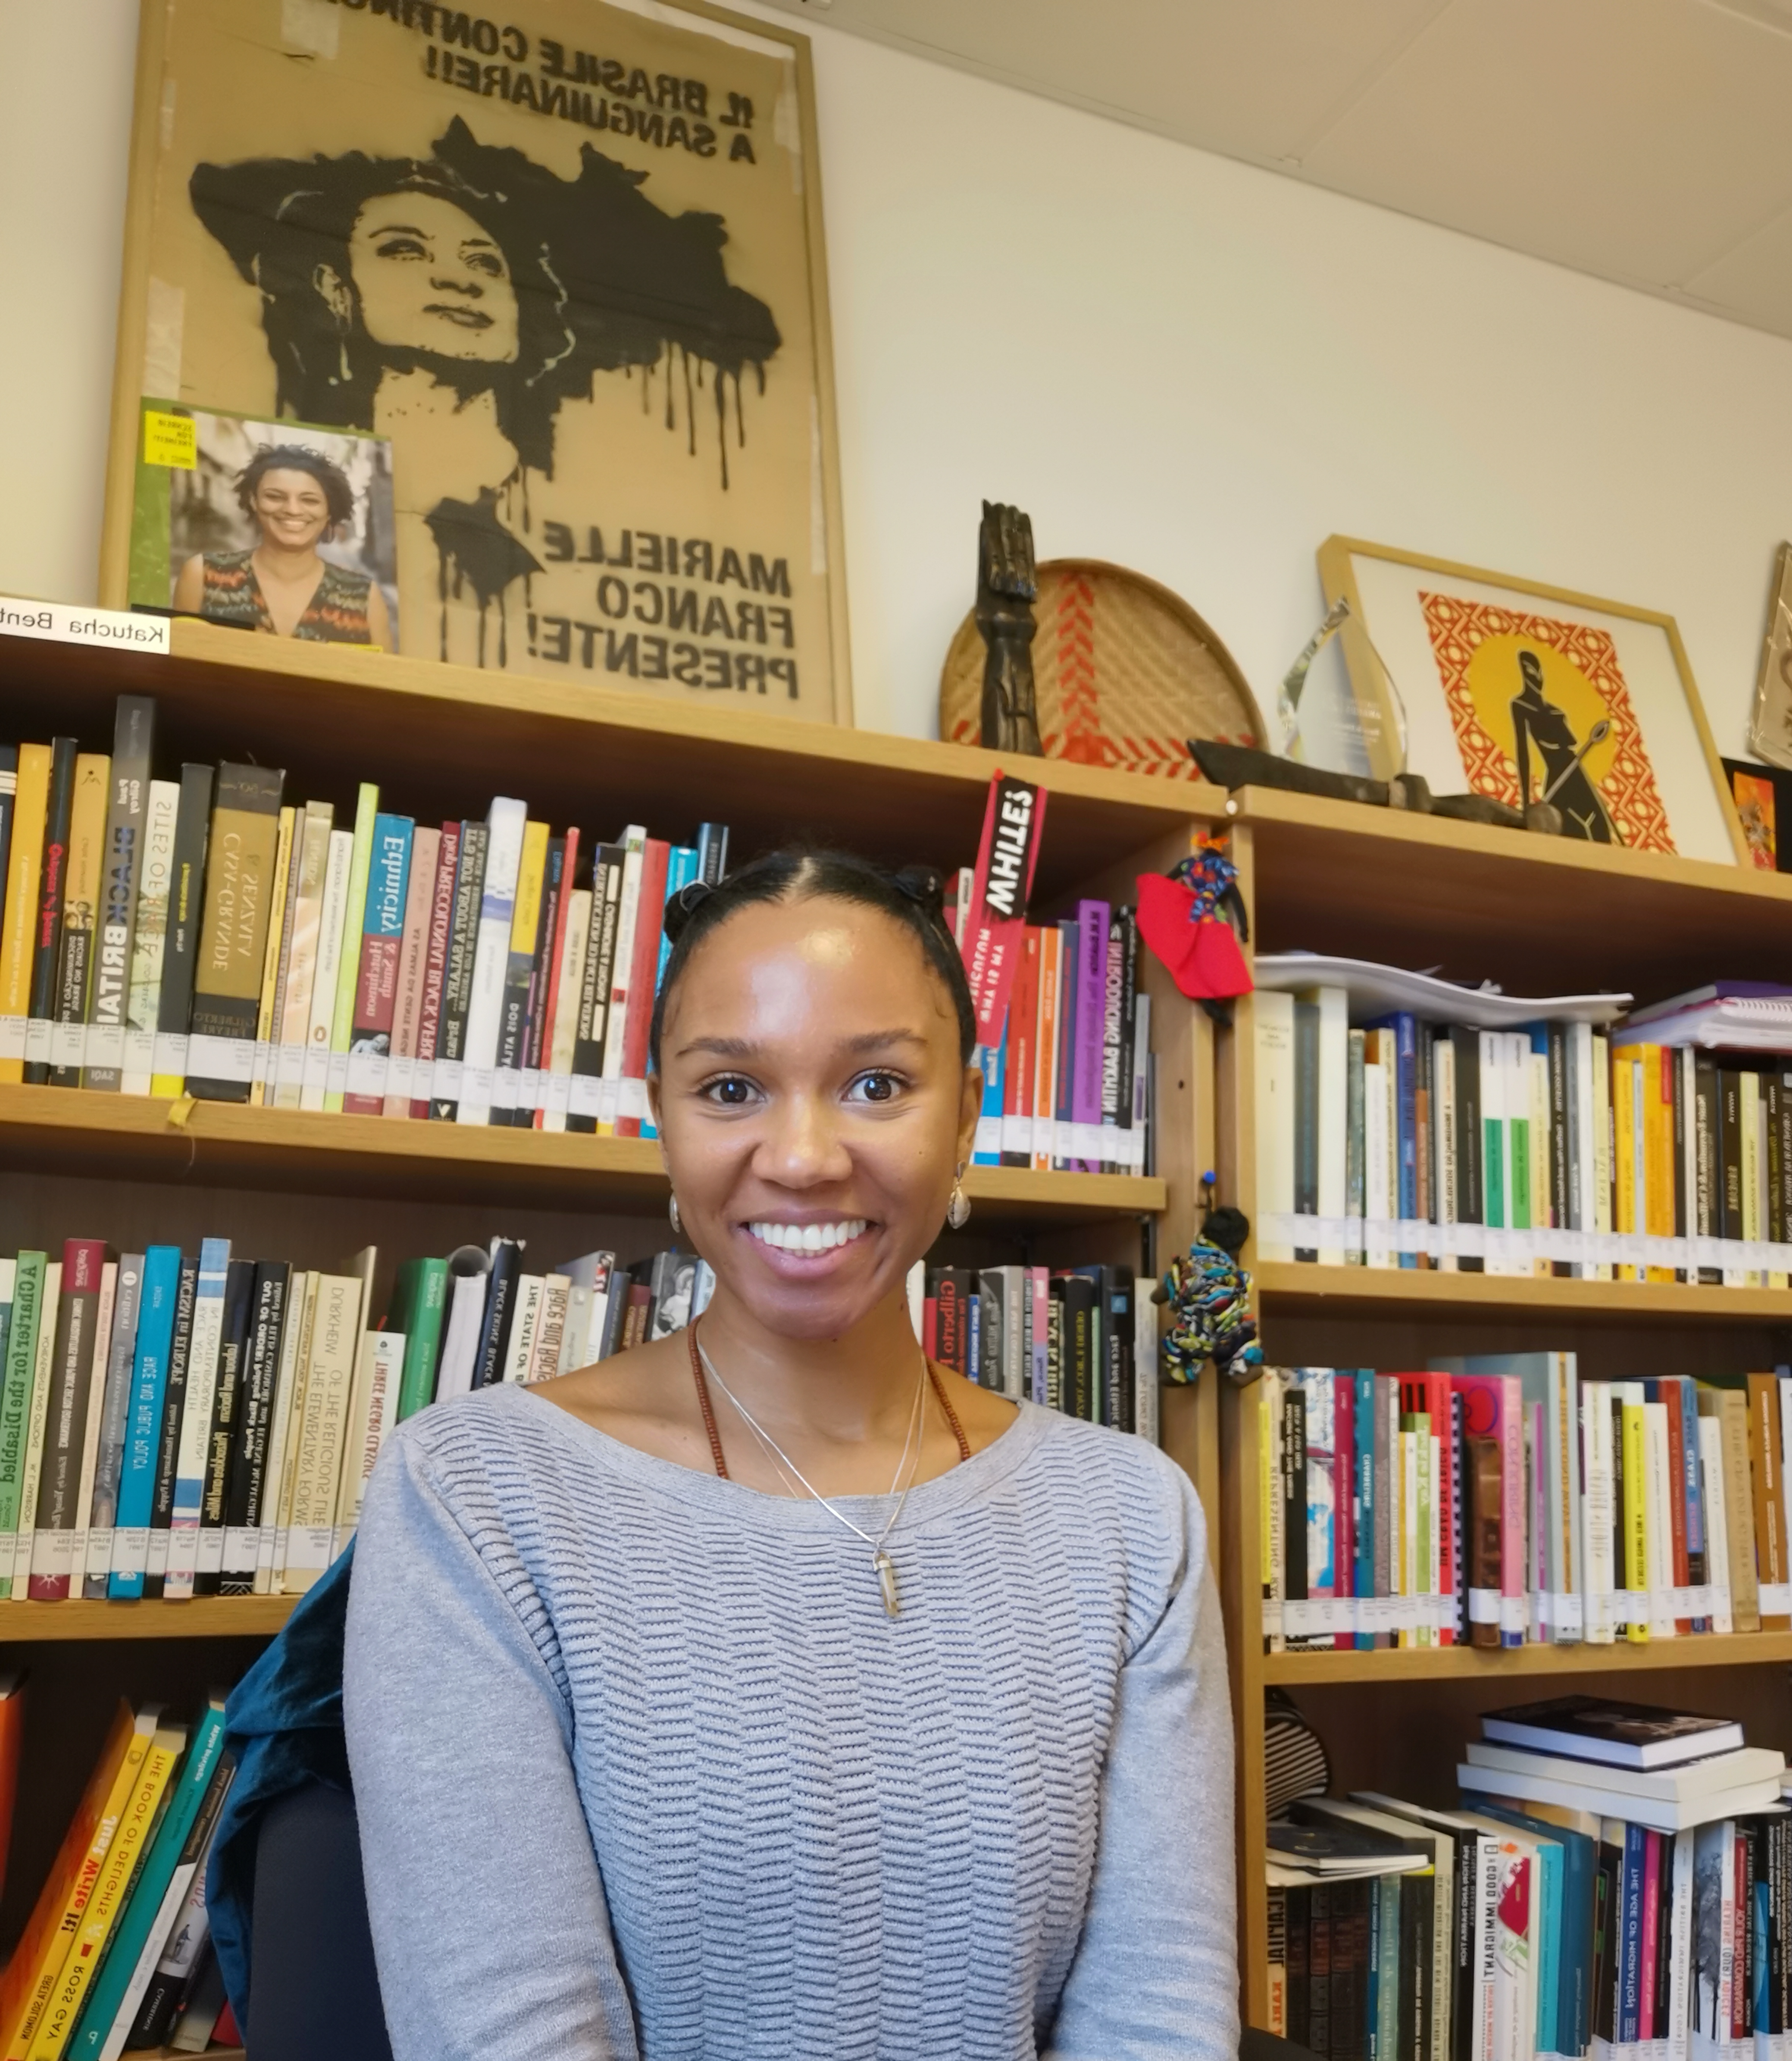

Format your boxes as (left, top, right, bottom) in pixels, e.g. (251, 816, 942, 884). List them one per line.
(1212, 794, 1792, 2033)
(0, 1597, 297, 1642)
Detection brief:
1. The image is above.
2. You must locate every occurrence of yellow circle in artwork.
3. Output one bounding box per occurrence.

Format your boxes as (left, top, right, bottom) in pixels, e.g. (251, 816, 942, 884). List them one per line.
(1463, 633, 1618, 798)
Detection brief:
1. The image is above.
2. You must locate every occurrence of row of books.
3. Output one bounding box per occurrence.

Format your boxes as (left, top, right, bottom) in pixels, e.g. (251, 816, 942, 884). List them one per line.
(0, 694, 729, 1127)
(1253, 989, 1792, 1281)
(962, 910, 1153, 1175)
(916, 1262, 1155, 1439)
(0, 1231, 704, 1608)
(1260, 1355, 1792, 1651)
(1266, 1695, 1792, 2061)
(1, 1688, 237, 2059)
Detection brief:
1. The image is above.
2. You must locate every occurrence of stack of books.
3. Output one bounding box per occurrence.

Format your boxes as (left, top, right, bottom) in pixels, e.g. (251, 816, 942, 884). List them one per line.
(1251, 957, 1792, 1285)
(1264, 1695, 1792, 2061)
(1259, 1355, 1792, 1652)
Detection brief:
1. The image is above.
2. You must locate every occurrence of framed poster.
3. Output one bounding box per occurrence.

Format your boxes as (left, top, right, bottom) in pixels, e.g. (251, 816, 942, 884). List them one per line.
(1748, 540, 1792, 773)
(1317, 536, 1748, 867)
(101, 0, 852, 721)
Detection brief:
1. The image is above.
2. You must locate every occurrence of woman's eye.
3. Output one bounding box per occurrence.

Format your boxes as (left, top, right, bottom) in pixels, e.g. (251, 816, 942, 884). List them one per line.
(373, 235, 428, 260)
(700, 1076, 756, 1108)
(465, 250, 505, 277)
(849, 1071, 902, 1105)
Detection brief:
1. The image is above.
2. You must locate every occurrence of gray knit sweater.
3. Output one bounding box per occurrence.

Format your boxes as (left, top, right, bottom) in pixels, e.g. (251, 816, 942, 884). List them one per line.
(343, 1382, 1237, 2061)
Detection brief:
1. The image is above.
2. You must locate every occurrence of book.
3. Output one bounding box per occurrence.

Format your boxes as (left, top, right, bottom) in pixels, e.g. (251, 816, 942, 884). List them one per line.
(382, 822, 440, 1118)
(283, 1270, 367, 1593)
(219, 1260, 289, 1594)
(120, 779, 179, 1096)
(107, 1248, 179, 1602)
(1459, 1759, 1781, 1834)
(539, 881, 591, 1132)
(148, 767, 213, 1098)
(80, 1253, 141, 1599)
(254, 803, 302, 1107)
(23, 739, 78, 1087)
(142, 1253, 197, 1598)
(615, 837, 670, 1138)
(321, 781, 378, 1112)
(270, 799, 334, 1109)
(47, 752, 109, 1089)
(343, 811, 413, 1115)
(427, 817, 487, 1120)
(0, 743, 53, 1083)
(595, 828, 648, 1136)
(28, 1240, 108, 1603)
(184, 764, 285, 1101)
(566, 842, 625, 1133)
(456, 796, 526, 1126)
(406, 820, 460, 1118)
(163, 1238, 230, 1599)
(490, 816, 548, 1125)
(1482, 1697, 1747, 1769)
(191, 1256, 254, 1597)
(333, 1327, 400, 1555)
(82, 697, 155, 1093)
(390, 1258, 450, 1421)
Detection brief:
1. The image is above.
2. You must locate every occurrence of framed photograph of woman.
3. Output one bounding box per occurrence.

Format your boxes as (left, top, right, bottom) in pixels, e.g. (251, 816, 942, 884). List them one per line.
(130, 404, 400, 650)
(100, 0, 852, 720)
(1315, 536, 1749, 867)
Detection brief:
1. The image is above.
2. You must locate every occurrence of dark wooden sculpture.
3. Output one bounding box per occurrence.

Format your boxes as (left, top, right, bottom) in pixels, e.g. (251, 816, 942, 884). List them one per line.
(975, 501, 1043, 755)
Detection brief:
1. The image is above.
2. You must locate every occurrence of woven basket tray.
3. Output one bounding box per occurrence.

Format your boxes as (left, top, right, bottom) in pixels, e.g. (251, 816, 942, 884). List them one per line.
(939, 558, 1265, 776)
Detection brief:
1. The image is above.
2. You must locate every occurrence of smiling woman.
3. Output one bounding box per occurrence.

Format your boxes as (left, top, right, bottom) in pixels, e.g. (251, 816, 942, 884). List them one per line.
(343, 846, 1237, 2061)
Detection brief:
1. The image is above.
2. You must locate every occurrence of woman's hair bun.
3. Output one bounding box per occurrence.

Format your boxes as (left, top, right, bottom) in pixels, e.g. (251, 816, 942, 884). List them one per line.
(889, 865, 945, 918)
(660, 878, 715, 946)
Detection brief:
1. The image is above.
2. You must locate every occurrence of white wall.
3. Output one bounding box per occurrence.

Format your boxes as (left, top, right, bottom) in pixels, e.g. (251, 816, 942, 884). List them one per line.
(6, 0, 1791, 756)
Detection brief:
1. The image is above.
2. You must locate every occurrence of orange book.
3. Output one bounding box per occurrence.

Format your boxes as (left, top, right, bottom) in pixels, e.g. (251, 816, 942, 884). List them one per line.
(1747, 1373, 1790, 1633)
(0, 746, 52, 1086)
(1001, 928, 1038, 1167)
(1642, 1045, 1676, 1284)
(1031, 927, 1060, 1173)
(0, 1702, 154, 2061)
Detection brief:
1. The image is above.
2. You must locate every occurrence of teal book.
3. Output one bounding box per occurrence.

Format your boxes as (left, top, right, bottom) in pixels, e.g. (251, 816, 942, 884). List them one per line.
(1464, 1795, 1594, 2057)
(107, 1245, 181, 1601)
(1464, 1796, 1563, 2057)
(66, 1697, 229, 2058)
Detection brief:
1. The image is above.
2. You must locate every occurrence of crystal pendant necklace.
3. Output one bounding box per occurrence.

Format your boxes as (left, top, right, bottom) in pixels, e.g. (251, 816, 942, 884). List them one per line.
(691, 1331, 928, 1618)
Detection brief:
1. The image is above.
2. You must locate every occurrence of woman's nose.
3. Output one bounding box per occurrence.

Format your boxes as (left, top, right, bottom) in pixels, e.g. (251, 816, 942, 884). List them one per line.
(755, 1097, 851, 1185)
(430, 271, 482, 298)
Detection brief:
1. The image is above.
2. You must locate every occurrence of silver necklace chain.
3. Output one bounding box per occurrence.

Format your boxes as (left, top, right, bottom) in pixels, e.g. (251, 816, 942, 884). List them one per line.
(695, 1337, 929, 1617)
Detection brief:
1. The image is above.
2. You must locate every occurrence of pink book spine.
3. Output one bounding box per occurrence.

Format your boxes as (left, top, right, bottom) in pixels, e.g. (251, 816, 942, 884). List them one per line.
(1333, 1374, 1355, 1650)
(1638, 1829, 1661, 2040)
(383, 826, 440, 1118)
(409, 823, 461, 1119)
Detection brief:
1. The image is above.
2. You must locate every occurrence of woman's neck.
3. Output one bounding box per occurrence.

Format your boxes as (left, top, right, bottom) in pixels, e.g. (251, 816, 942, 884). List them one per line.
(252, 538, 323, 580)
(693, 1287, 926, 1446)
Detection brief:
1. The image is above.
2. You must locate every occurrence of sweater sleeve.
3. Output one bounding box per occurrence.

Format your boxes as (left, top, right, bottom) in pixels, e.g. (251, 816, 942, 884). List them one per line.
(342, 1432, 638, 2061)
(1042, 1470, 1239, 2061)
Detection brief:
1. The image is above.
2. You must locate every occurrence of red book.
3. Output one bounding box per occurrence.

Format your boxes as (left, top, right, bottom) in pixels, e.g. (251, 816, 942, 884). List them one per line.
(615, 839, 670, 1139)
(0, 1676, 22, 1900)
(531, 827, 580, 1130)
(382, 824, 440, 1119)
(1332, 1374, 1356, 1650)
(922, 1294, 938, 1360)
(409, 823, 461, 1120)
(1660, 1381, 1692, 1635)
(1638, 1829, 1661, 2040)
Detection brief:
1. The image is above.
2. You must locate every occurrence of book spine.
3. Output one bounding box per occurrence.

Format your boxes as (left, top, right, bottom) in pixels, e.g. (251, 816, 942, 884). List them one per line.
(161, 1238, 228, 1598)
(489, 818, 548, 1126)
(332, 1328, 400, 1555)
(284, 1272, 365, 1592)
(1072, 899, 1109, 1172)
(342, 813, 413, 1115)
(297, 829, 354, 1110)
(455, 799, 526, 1125)
(565, 847, 621, 1134)
(10, 1262, 61, 1597)
(145, 766, 211, 1097)
(186, 765, 287, 1101)
(413, 820, 465, 1118)
(0, 1254, 43, 1574)
(321, 782, 379, 1112)
(382, 823, 440, 1117)
(269, 1274, 321, 1592)
(82, 1255, 143, 1598)
(270, 802, 332, 1109)
(0, 743, 51, 1081)
(141, 1254, 198, 1597)
(220, 1262, 288, 1593)
(84, 696, 155, 1092)
(531, 827, 580, 1130)
(595, 831, 648, 1134)
(258, 801, 307, 1108)
(616, 839, 671, 1138)
(48, 751, 110, 1087)
(28, 1241, 108, 1601)
(24, 738, 77, 1086)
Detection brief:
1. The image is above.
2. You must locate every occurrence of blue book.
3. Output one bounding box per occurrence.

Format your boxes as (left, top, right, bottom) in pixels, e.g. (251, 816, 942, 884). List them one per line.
(972, 1036, 1005, 1167)
(967, 1291, 982, 1387)
(1465, 1798, 1587, 2055)
(1352, 1368, 1377, 1652)
(641, 846, 699, 1141)
(67, 1698, 230, 2058)
(1619, 1820, 1648, 2045)
(108, 1246, 181, 1601)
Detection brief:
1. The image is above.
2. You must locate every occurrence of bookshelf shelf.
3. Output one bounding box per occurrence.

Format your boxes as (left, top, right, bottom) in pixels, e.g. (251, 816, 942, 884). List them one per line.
(0, 1597, 296, 1642)
(1253, 1260, 1792, 1323)
(1262, 1629, 1792, 1685)
(0, 1082, 1165, 1221)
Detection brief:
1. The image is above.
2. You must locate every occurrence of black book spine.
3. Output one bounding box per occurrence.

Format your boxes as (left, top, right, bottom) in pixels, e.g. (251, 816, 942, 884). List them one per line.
(1113, 905, 1139, 1163)
(194, 1257, 256, 1596)
(1308, 1881, 1333, 2061)
(155, 765, 215, 1058)
(1044, 1282, 1064, 1412)
(696, 821, 729, 884)
(429, 818, 488, 1120)
(1282, 1388, 1308, 1605)
(0, 748, 16, 978)
(1287, 1882, 1311, 2052)
(1102, 1265, 1134, 1435)
(1328, 1876, 1363, 2061)
(1768, 1073, 1786, 1252)
(1450, 1025, 1484, 1272)
(1405, 1868, 1434, 2061)
(565, 847, 621, 1136)
(1058, 1274, 1096, 1421)
(472, 1240, 523, 1387)
(1451, 1832, 1478, 2061)
(1293, 997, 1320, 1262)
(1591, 1838, 1618, 2046)
(144, 1252, 199, 1599)
(220, 1260, 288, 1594)
(23, 738, 77, 1085)
(1609, 1389, 1626, 1612)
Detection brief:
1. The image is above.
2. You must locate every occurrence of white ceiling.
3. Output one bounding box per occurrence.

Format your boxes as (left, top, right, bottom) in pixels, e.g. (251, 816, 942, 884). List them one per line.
(760, 0, 1792, 342)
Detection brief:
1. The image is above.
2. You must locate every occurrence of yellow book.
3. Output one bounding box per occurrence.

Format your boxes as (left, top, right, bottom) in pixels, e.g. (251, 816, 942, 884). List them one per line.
(0, 745, 52, 1083)
(1741, 1071, 1764, 1288)
(1622, 1397, 1649, 1644)
(1641, 1045, 1675, 1283)
(46, 756, 109, 1087)
(26, 1716, 186, 2060)
(0, 1704, 156, 2061)
(1612, 1053, 1637, 1282)
(249, 806, 296, 1108)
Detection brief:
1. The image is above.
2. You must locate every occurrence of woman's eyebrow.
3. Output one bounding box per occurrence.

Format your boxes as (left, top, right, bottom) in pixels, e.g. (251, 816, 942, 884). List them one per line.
(364, 220, 429, 238)
(673, 1029, 928, 1062)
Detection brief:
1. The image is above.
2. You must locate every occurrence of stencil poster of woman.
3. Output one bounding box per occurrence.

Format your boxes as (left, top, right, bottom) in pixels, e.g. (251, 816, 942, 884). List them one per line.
(104, 0, 849, 716)
(1509, 647, 1614, 841)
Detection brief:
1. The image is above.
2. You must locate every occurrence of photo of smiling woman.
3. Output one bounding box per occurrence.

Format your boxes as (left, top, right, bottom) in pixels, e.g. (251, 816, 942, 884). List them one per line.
(345, 848, 1236, 2061)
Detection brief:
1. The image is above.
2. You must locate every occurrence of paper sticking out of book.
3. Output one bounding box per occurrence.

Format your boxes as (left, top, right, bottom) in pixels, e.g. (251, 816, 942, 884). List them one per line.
(1613, 980, 1792, 1051)
(1253, 952, 1631, 1028)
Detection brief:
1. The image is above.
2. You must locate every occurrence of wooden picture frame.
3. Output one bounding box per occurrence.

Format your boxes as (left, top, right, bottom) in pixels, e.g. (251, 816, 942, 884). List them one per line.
(1317, 535, 1749, 867)
(101, 0, 852, 723)
(1748, 540, 1792, 775)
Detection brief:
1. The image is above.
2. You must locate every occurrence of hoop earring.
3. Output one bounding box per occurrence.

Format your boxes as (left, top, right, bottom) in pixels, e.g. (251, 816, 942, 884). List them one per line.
(669, 1192, 682, 1235)
(946, 1163, 971, 1231)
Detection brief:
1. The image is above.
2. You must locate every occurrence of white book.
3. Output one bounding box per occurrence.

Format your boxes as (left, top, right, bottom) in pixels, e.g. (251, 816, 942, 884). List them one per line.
(11, 1263, 60, 1598)
(86, 1255, 143, 1596)
(66, 1260, 118, 1589)
(1463, 1740, 1785, 1803)
(530, 1274, 571, 1382)
(456, 796, 527, 1125)
(435, 1264, 489, 1403)
(1364, 1053, 1392, 1267)
(597, 826, 649, 1115)
(1464, 1762, 1786, 1835)
(165, 1241, 230, 1599)
(123, 779, 180, 1094)
(256, 1269, 309, 1594)
(284, 1272, 366, 1590)
(301, 828, 355, 1112)
(1134, 1286, 1158, 1446)
(1699, 1413, 1734, 1636)
(1452, 1810, 1539, 2061)
(503, 1276, 545, 1384)
(1582, 1381, 1617, 1643)
(1669, 1827, 1695, 2061)
(1298, 985, 1349, 1266)
(333, 1328, 401, 1556)
(271, 1273, 320, 1594)
(1434, 1033, 1459, 1271)
(539, 886, 592, 1133)
(1644, 1399, 1677, 1639)
(1253, 990, 1296, 1261)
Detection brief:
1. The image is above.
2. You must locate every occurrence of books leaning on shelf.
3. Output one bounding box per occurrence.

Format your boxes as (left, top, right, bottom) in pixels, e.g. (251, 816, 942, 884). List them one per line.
(0, 691, 735, 1133)
(1259, 1356, 1792, 1652)
(1251, 976, 1792, 1284)
(0, 1691, 237, 2059)
(0, 1233, 714, 1609)
(1266, 1696, 1792, 2061)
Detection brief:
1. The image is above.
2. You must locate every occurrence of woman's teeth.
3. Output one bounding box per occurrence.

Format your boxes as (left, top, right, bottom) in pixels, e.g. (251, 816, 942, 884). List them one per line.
(748, 1219, 868, 1253)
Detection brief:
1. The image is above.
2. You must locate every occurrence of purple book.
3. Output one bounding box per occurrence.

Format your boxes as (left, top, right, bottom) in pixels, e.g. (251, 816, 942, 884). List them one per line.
(1073, 900, 1109, 1172)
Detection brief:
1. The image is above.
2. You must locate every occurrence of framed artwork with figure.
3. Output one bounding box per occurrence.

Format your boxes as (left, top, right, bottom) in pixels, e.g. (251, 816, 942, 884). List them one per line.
(1314, 536, 1748, 867)
(100, 0, 852, 722)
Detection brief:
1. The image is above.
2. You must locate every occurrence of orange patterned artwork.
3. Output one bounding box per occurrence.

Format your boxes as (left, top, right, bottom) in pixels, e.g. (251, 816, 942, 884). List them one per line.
(1419, 591, 1676, 853)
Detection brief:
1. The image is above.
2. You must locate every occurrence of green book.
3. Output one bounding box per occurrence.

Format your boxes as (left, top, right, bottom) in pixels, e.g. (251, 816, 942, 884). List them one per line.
(0, 1252, 46, 1550)
(391, 1256, 450, 1421)
(324, 783, 379, 1112)
(67, 1697, 230, 2059)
